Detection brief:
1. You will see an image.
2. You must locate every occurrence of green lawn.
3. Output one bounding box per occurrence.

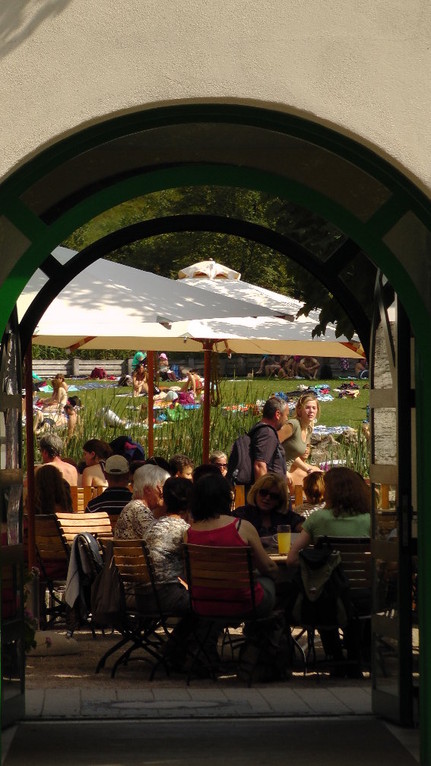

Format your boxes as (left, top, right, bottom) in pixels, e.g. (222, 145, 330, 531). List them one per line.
(30, 376, 369, 470)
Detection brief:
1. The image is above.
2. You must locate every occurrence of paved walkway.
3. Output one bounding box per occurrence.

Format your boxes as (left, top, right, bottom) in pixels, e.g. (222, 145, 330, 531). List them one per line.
(25, 679, 373, 719)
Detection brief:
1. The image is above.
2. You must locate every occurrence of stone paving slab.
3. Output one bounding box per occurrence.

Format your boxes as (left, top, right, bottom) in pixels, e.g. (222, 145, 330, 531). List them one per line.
(25, 682, 372, 720)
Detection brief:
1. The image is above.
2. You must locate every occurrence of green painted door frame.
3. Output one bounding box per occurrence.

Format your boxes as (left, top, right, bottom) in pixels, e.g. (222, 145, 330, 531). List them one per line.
(0, 105, 429, 761)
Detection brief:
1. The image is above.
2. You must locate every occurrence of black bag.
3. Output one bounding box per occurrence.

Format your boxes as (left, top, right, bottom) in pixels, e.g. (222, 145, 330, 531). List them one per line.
(237, 612, 291, 683)
(227, 432, 254, 485)
(109, 435, 146, 462)
(90, 540, 125, 628)
(227, 423, 278, 485)
(289, 538, 353, 628)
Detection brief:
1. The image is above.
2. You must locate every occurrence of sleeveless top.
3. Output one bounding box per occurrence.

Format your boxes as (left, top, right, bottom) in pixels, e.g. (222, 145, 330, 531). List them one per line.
(186, 519, 264, 615)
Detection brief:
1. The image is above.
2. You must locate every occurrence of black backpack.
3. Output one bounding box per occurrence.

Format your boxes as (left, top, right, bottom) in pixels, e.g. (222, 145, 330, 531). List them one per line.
(288, 538, 353, 627)
(227, 423, 278, 485)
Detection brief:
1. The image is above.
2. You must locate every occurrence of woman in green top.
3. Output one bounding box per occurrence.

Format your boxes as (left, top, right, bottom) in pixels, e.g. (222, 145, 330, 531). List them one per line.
(278, 392, 322, 490)
(287, 466, 371, 676)
(287, 467, 371, 566)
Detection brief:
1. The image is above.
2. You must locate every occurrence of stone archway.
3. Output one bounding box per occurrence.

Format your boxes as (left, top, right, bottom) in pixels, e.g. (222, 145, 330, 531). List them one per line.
(1, 104, 430, 759)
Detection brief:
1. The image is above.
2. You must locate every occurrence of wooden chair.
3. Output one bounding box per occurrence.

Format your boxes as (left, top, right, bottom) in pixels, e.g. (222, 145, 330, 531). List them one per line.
(55, 511, 113, 552)
(70, 486, 105, 513)
(294, 536, 371, 676)
(95, 539, 170, 678)
(183, 543, 267, 685)
(34, 515, 69, 627)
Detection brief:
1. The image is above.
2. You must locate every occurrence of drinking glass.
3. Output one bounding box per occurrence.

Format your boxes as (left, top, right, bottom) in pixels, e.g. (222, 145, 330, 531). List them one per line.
(277, 524, 291, 554)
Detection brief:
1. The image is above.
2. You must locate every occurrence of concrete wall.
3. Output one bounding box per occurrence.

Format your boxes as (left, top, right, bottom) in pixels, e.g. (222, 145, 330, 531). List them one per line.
(1, 1, 431, 194)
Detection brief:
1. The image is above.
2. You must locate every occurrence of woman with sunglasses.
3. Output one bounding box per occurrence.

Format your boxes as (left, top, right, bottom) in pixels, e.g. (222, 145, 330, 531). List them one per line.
(235, 473, 304, 538)
(278, 392, 322, 491)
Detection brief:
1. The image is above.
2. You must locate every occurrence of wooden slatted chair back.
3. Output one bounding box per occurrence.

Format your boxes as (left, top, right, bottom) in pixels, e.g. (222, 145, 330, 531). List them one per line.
(322, 536, 372, 595)
(55, 511, 113, 551)
(70, 486, 105, 513)
(183, 544, 256, 617)
(111, 539, 152, 586)
(35, 514, 69, 566)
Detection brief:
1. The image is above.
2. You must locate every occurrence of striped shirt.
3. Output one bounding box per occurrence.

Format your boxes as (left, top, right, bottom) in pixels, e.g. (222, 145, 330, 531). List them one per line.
(85, 487, 132, 516)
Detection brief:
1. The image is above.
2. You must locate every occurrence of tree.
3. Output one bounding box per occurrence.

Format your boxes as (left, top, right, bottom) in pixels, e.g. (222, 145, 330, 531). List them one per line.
(65, 186, 376, 339)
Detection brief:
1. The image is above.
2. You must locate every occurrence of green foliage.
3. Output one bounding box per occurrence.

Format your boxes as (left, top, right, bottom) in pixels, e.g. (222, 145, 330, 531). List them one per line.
(64, 185, 374, 340)
(27, 378, 369, 474)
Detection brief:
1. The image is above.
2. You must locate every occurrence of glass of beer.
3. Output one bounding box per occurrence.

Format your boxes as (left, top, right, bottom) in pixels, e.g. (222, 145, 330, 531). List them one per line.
(277, 524, 291, 554)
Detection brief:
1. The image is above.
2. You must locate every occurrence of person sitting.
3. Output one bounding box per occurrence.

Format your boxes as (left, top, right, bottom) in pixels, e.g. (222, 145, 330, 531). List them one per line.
(235, 473, 304, 538)
(81, 439, 112, 489)
(209, 450, 228, 478)
(63, 397, 80, 439)
(192, 463, 222, 483)
(297, 356, 320, 380)
(287, 467, 371, 674)
(185, 473, 278, 618)
(34, 463, 73, 515)
(144, 477, 192, 612)
(158, 352, 177, 381)
(144, 455, 171, 473)
(114, 464, 170, 539)
(181, 368, 203, 399)
(34, 374, 69, 430)
(132, 359, 149, 396)
(277, 356, 297, 379)
(131, 351, 146, 371)
(294, 471, 325, 518)
(38, 433, 78, 487)
(355, 357, 369, 379)
(168, 454, 194, 480)
(85, 455, 132, 516)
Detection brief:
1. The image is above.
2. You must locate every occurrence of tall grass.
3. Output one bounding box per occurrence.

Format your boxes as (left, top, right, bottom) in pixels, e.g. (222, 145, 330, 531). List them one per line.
(28, 378, 370, 473)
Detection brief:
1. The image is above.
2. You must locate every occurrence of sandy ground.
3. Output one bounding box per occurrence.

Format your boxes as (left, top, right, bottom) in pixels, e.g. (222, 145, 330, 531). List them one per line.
(25, 626, 370, 692)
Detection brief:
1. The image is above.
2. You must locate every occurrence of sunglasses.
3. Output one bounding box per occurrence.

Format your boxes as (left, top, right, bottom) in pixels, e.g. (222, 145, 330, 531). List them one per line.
(258, 488, 280, 501)
(216, 463, 227, 468)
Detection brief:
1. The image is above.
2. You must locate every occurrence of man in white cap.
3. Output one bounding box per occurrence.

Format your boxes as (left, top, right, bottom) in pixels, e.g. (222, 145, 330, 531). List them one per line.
(85, 455, 132, 516)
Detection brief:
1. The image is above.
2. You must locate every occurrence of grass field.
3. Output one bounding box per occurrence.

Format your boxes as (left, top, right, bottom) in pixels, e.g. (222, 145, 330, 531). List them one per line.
(30, 376, 370, 472)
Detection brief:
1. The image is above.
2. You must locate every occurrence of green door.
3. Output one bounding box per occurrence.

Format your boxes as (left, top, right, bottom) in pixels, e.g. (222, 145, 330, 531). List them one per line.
(0, 312, 25, 728)
(370, 275, 418, 725)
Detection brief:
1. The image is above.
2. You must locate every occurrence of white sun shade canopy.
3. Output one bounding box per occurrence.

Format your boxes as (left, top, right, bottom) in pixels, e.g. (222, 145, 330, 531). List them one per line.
(17, 248, 278, 349)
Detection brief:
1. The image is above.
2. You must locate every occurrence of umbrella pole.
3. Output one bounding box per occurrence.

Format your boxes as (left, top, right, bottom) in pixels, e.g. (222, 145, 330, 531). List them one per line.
(147, 351, 154, 458)
(24, 344, 36, 570)
(202, 342, 213, 463)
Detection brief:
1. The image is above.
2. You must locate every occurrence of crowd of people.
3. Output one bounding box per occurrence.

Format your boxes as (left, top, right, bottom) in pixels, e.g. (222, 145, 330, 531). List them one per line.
(255, 355, 321, 380)
(29, 384, 372, 680)
(31, 353, 205, 436)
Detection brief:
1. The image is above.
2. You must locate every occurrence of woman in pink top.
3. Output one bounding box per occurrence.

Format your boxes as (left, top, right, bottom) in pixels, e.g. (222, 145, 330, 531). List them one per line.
(185, 473, 278, 617)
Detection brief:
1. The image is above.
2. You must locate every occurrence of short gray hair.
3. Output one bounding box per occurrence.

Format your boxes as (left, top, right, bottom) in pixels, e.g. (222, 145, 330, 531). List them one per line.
(132, 464, 170, 498)
(39, 433, 63, 458)
(209, 450, 227, 464)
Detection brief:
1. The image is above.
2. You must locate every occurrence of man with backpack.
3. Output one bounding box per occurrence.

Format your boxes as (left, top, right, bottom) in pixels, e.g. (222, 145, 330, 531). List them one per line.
(252, 396, 289, 480)
(227, 396, 289, 488)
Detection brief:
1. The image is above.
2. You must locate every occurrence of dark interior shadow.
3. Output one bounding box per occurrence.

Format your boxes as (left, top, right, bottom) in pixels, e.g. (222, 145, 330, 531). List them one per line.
(0, 0, 71, 58)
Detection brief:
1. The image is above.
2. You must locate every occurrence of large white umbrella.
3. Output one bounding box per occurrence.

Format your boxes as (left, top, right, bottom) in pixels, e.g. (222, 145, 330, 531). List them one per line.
(18, 249, 278, 349)
(178, 258, 306, 320)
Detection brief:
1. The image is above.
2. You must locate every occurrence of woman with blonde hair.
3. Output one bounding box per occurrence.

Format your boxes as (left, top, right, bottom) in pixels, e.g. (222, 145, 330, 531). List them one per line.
(235, 472, 304, 538)
(278, 392, 322, 490)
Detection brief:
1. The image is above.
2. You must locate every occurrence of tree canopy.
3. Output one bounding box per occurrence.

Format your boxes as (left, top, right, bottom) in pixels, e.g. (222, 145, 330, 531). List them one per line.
(63, 185, 376, 346)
